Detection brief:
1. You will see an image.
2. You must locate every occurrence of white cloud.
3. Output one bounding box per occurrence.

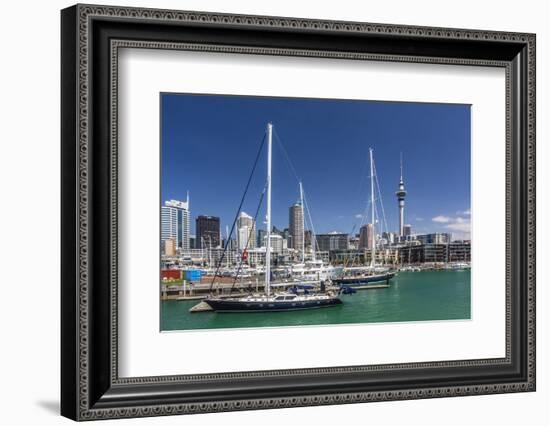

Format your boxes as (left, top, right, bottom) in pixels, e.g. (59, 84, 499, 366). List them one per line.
(456, 208, 471, 216)
(415, 217, 424, 221)
(445, 217, 471, 233)
(432, 215, 452, 223)
(355, 214, 364, 219)
(431, 214, 471, 239)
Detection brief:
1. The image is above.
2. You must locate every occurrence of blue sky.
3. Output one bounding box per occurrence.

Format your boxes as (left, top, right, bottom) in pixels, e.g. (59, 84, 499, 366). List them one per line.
(161, 94, 471, 240)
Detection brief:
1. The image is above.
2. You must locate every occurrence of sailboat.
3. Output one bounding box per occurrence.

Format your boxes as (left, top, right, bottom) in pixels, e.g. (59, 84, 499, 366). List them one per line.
(332, 148, 395, 288)
(204, 123, 343, 312)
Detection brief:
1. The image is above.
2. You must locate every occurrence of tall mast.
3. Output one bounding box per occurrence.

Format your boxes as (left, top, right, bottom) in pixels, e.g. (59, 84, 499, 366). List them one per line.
(370, 148, 376, 268)
(265, 123, 273, 296)
(299, 181, 305, 263)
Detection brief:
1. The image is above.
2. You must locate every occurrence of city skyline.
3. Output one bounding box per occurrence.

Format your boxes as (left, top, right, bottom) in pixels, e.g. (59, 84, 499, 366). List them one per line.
(161, 93, 471, 241)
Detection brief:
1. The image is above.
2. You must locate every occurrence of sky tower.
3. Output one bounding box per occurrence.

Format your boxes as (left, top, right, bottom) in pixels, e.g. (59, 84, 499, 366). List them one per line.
(396, 153, 407, 237)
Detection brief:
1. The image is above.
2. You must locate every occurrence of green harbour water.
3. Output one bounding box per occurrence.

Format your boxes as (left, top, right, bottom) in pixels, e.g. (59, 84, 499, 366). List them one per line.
(160, 270, 471, 331)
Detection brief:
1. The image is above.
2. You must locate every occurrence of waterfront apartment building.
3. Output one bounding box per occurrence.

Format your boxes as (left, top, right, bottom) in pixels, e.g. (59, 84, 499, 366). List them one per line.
(348, 235, 359, 250)
(380, 231, 397, 246)
(416, 232, 452, 245)
(161, 198, 190, 251)
(196, 215, 220, 249)
(329, 248, 399, 265)
(448, 241, 471, 262)
(289, 202, 304, 251)
(236, 211, 256, 250)
(316, 232, 349, 252)
(398, 241, 471, 264)
(358, 224, 374, 249)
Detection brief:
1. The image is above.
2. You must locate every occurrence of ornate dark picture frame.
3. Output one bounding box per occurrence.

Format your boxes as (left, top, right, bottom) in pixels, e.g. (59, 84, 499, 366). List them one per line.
(61, 4, 536, 421)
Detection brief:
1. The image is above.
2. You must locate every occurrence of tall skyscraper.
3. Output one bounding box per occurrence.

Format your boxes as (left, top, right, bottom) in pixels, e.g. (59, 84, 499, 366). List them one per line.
(359, 223, 374, 249)
(396, 153, 407, 236)
(196, 215, 220, 249)
(403, 224, 412, 237)
(161, 195, 190, 250)
(289, 202, 304, 251)
(236, 211, 256, 250)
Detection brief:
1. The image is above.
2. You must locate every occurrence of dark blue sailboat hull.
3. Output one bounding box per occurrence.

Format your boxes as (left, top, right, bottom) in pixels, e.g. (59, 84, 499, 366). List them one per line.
(333, 272, 395, 287)
(205, 297, 342, 313)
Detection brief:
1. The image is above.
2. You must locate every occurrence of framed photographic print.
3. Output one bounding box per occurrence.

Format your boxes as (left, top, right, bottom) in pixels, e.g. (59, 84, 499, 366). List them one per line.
(61, 4, 536, 421)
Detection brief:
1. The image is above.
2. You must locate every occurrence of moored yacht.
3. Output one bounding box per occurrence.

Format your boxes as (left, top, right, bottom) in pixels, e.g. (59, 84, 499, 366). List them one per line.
(332, 271, 395, 286)
(333, 148, 396, 289)
(205, 123, 343, 312)
(205, 292, 342, 312)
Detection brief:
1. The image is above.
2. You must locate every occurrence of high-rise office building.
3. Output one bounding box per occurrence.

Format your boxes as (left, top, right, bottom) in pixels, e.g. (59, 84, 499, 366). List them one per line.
(196, 215, 220, 249)
(289, 202, 304, 251)
(161, 196, 190, 250)
(236, 211, 256, 250)
(403, 224, 412, 237)
(359, 223, 374, 249)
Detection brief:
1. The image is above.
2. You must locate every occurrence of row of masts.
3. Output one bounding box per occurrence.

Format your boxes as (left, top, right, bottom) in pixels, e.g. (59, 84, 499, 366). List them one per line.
(262, 123, 380, 296)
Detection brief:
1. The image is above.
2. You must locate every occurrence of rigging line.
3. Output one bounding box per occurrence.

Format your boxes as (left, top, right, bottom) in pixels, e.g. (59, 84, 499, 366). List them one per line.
(302, 189, 319, 257)
(358, 173, 376, 229)
(352, 195, 371, 267)
(230, 183, 267, 293)
(373, 198, 380, 233)
(348, 195, 369, 268)
(354, 149, 374, 229)
(273, 128, 301, 183)
(209, 131, 266, 292)
(373, 160, 390, 235)
(353, 152, 370, 211)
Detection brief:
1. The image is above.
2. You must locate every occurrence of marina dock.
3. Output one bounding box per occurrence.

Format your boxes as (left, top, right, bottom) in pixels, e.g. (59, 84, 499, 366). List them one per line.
(162, 276, 324, 301)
